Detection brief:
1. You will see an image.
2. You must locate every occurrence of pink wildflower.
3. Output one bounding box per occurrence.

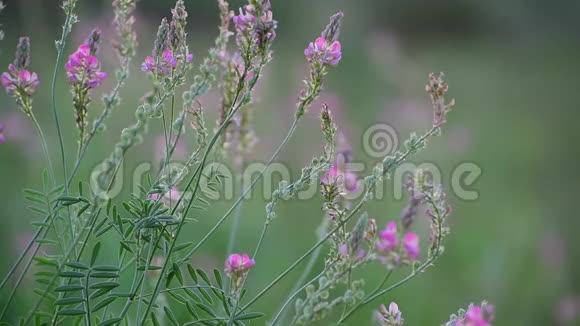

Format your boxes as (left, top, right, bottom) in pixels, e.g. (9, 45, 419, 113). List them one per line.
(141, 49, 190, 76)
(321, 163, 359, 193)
(377, 302, 404, 325)
(0, 123, 4, 144)
(454, 304, 494, 326)
(304, 37, 342, 66)
(150, 187, 182, 207)
(403, 232, 420, 261)
(224, 253, 255, 277)
(376, 221, 398, 253)
(1, 64, 39, 96)
(65, 44, 107, 89)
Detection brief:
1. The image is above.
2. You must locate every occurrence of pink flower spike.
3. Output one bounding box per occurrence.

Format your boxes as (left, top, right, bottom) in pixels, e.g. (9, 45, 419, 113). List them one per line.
(186, 53, 193, 62)
(377, 221, 398, 253)
(403, 232, 420, 261)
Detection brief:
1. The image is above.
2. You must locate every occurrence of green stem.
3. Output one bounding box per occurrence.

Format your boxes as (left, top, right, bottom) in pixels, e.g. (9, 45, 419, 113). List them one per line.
(269, 266, 328, 326)
(177, 118, 299, 268)
(226, 168, 245, 256)
(135, 232, 156, 322)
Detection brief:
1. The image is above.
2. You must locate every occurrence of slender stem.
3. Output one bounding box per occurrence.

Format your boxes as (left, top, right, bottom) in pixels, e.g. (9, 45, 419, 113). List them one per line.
(269, 266, 328, 326)
(226, 168, 245, 255)
(50, 4, 76, 257)
(178, 118, 300, 266)
(29, 113, 55, 183)
(135, 233, 156, 322)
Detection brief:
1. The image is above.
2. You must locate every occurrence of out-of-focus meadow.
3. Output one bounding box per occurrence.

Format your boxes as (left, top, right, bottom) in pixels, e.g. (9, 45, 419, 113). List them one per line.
(1, 0, 579, 324)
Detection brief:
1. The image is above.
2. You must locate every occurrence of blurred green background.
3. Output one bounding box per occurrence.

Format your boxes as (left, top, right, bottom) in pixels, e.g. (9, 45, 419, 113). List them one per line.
(1, 0, 579, 324)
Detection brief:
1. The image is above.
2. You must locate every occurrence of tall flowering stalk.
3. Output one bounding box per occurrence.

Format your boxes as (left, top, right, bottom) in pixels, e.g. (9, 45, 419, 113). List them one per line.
(65, 29, 107, 147)
(1, 37, 53, 178)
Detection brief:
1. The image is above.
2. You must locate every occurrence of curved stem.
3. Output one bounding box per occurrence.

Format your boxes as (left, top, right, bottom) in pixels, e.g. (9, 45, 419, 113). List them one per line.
(269, 266, 327, 326)
(29, 113, 55, 183)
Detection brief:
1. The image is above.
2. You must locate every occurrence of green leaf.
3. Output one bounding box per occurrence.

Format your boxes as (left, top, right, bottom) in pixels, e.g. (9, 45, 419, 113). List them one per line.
(196, 269, 210, 285)
(150, 312, 160, 326)
(25, 196, 46, 205)
(34, 257, 58, 267)
(92, 265, 120, 272)
(89, 282, 120, 290)
(96, 318, 122, 326)
(185, 301, 199, 318)
(164, 306, 179, 326)
(58, 271, 85, 278)
(95, 224, 114, 237)
(198, 288, 213, 304)
(89, 288, 110, 300)
(173, 263, 183, 285)
(90, 272, 119, 279)
(57, 309, 86, 316)
(195, 302, 216, 317)
(54, 285, 83, 292)
(65, 262, 90, 270)
(187, 264, 198, 283)
(41, 170, 49, 190)
(55, 297, 85, 306)
(213, 269, 223, 288)
(24, 189, 45, 198)
(36, 239, 60, 245)
(92, 296, 116, 312)
(91, 242, 101, 266)
(137, 265, 162, 271)
(28, 206, 49, 215)
(183, 288, 202, 303)
(165, 271, 175, 288)
(174, 242, 194, 252)
(166, 290, 187, 304)
(234, 312, 265, 321)
(77, 203, 91, 217)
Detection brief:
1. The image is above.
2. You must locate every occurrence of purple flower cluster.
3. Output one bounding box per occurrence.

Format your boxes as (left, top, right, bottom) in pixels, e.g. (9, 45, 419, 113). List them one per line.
(224, 253, 255, 277)
(141, 49, 192, 76)
(304, 36, 342, 66)
(376, 221, 420, 262)
(376, 302, 404, 326)
(1, 64, 39, 96)
(232, 0, 277, 49)
(451, 305, 495, 326)
(321, 162, 358, 193)
(65, 44, 107, 89)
